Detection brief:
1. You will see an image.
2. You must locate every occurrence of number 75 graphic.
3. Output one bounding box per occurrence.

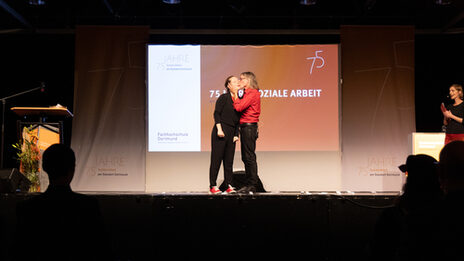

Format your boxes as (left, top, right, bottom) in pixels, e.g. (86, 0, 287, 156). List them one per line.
(306, 50, 325, 74)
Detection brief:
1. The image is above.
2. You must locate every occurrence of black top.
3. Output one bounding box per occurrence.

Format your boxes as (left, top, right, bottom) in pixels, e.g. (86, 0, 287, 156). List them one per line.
(214, 92, 240, 136)
(446, 102, 464, 134)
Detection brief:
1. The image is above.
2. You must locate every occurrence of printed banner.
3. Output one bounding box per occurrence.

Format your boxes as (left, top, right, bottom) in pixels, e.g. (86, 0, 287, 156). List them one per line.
(71, 26, 148, 191)
(341, 26, 415, 191)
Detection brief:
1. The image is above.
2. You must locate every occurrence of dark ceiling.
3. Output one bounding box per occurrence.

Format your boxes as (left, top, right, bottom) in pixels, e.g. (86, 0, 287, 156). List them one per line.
(1, 0, 464, 34)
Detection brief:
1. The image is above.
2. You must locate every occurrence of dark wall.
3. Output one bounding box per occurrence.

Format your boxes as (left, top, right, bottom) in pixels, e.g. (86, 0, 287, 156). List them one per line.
(0, 31, 462, 168)
(0, 34, 75, 168)
(415, 34, 464, 132)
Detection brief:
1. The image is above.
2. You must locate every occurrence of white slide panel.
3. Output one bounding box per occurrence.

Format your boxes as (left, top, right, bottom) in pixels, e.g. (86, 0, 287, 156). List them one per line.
(148, 45, 201, 152)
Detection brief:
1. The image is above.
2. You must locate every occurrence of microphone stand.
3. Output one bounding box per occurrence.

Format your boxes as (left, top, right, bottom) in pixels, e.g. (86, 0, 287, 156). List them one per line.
(1, 86, 43, 168)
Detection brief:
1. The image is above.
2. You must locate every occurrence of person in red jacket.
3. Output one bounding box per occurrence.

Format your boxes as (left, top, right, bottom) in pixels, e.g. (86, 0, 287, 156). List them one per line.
(233, 71, 261, 193)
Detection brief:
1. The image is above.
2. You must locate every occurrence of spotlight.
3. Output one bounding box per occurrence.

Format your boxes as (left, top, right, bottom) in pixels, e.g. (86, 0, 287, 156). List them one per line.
(300, 0, 317, 5)
(435, 0, 452, 5)
(163, 0, 181, 4)
(28, 0, 45, 5)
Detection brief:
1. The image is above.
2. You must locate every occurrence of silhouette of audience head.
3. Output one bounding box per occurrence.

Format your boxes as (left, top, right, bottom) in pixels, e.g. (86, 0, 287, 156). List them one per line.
(42, 143, 76, 185)
(399, 154, 439, 191)
(398, 154, 441, 209)
(439, 140, 464, 194)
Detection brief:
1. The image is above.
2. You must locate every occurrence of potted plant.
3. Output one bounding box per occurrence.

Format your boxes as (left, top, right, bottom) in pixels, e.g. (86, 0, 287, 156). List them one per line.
(12, 126, 41, 192)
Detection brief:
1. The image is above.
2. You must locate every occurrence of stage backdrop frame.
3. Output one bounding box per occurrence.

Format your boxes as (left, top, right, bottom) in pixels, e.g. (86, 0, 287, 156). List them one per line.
(71, 26, 414, 192)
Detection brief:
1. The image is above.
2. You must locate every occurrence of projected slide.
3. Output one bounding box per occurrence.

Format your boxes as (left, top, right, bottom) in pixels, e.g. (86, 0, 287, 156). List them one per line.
(148, 44, 339, 152)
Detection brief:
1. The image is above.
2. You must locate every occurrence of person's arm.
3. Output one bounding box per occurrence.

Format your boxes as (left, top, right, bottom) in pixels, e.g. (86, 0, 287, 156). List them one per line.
(216, 123, 225, 137)
(444, 110, 463, 123)
(233, 125, 239, 142)
(214, 95, 226, 137)
(231, 90, 238, 101)
(232, 90, 240, 141)
(233, 90, 257, 112)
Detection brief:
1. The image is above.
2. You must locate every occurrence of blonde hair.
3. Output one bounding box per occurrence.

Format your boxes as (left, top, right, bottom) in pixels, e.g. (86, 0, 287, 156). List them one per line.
(450, 84, 463, 99)
(241, 72, 259, 90)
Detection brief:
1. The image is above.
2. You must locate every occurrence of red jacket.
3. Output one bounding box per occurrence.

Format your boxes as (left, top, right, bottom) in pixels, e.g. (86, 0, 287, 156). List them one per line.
(233, 88, 261, 124)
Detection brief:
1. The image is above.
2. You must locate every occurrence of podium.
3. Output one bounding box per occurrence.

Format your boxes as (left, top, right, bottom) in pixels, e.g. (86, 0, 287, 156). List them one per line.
(10, 106, 73, 118)
(10, 106, 73, 191)
(11, 106, 73, 145)
(411, 132, 446, 161)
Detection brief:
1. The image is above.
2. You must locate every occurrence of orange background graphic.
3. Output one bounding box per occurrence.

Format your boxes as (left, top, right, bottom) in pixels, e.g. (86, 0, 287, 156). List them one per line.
(201, 45, 339, 151)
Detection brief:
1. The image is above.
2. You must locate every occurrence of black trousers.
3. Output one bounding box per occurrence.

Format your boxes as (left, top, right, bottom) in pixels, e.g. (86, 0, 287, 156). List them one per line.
(240, 124, 259, 187)
(209, 124, 236, 188)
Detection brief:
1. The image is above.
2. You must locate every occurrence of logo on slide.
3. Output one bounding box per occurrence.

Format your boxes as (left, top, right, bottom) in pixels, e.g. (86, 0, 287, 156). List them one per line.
(306, 50, 325, 75)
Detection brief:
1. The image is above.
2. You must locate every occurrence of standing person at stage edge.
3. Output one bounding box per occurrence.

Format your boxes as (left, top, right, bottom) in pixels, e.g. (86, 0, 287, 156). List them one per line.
(442, 84, 464, 144)
(209, 76, 241, 194)
(233, 72, 261, 193)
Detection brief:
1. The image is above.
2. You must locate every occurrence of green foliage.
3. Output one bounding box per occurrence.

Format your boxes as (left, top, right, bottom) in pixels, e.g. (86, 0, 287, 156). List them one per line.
(12, 126, 41, 192)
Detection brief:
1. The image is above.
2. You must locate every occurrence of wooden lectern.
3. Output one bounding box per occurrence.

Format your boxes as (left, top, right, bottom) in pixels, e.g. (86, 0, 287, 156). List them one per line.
(11, 106, 73, 145)
(10, 106, 73, 120)
(411, 132, 446, 161)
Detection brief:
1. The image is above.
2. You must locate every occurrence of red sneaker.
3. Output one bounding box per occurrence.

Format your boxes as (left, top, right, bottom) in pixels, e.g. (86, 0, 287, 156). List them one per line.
(224, 185, 236, 194)
(209, 186, 221, 194)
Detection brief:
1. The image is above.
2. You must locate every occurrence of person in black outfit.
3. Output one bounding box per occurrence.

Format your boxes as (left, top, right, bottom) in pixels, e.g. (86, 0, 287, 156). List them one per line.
(12, 144, 111, 260)
(209, 76, 241, 194)
(442, 84, 464, 144)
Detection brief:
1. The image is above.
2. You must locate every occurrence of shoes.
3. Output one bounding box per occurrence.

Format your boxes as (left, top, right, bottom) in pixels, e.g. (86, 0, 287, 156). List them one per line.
(237, 185, 256, 194)
(209, 186, 222, 194)
(224, 185, 236, 194)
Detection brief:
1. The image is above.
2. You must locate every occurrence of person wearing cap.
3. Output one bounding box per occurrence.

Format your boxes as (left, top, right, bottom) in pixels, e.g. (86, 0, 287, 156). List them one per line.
(369, 154, 443, 260)
(397, 154, 443, 210)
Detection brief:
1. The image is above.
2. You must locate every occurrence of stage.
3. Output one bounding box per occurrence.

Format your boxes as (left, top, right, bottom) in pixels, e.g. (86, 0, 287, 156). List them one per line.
(0, 191, 397, 260)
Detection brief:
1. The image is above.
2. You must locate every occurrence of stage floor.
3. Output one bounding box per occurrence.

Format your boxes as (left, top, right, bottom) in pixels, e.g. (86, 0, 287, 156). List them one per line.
(1, 191, 398, 260)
